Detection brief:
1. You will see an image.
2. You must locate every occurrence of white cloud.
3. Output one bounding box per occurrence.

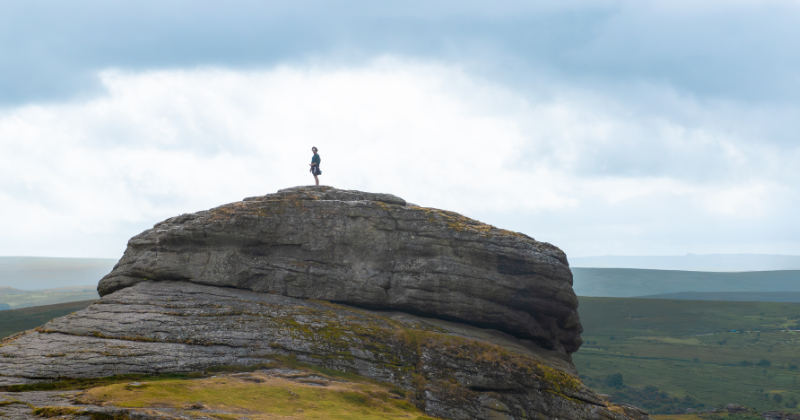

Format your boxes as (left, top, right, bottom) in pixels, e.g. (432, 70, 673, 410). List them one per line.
(0, 57, 798, 258)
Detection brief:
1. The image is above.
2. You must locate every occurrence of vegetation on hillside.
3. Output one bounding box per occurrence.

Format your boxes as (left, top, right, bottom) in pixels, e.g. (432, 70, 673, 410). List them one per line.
(11, 358, 441, 420)
(0, 300, 95, 338)
(575, 297, 800, 414)
(72, 377, 432, 419)
(0, 287, 98, 310)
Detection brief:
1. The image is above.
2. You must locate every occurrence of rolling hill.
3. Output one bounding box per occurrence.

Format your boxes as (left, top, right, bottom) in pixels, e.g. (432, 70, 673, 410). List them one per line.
(570, 254, 800, 272)
(0, 300, 96, 338)
(572, 268, 800, 298)
(0, 286, 99, 310)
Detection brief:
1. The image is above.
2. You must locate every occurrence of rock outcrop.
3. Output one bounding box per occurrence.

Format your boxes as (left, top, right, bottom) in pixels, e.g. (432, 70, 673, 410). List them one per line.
(0, 186, 652, 420)
(99, 186, 581, 353)
(1, 281, 648, 420)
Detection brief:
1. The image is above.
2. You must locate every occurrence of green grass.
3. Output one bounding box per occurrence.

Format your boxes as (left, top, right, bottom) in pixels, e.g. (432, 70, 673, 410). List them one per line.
(70, 374, 437, 420)
(574, 297, 800, 414)
(20, 359, 439, 420)
(0, 300, 96, 339)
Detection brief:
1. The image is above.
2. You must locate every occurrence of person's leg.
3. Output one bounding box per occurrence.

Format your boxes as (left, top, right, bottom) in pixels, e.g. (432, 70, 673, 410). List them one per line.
(314, 174, 319, 186)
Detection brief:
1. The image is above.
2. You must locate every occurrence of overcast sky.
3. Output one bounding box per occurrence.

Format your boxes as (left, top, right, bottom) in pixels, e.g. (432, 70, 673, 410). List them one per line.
(1, 0, 799, 259)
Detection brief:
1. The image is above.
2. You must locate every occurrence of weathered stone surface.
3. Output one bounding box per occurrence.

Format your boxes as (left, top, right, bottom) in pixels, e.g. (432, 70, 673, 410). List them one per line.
(0, 390, 197, 419)
(0, 282, 649, 420)
(98, 186, 581, 353)
(0, 391, 83, 420)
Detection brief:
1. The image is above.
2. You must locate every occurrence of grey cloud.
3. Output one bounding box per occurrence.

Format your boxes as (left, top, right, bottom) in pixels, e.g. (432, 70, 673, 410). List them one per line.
(554, 4, 800, 102)
(2, 0, 800, 108)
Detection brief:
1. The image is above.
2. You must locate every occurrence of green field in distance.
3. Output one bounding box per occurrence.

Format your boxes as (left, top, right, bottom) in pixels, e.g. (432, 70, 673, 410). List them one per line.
(0, 300, 96, 339)
(0, 286, 99, 309)
(574, 297, 800, 414)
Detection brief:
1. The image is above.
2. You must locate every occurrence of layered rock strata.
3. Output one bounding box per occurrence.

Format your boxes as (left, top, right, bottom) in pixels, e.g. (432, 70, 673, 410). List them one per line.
(99, 186, 581, 353)
(1, 282, 648, 420)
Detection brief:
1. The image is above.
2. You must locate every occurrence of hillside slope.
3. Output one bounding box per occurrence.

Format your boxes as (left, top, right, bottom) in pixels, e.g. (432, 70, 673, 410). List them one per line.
(0, 286, 98, 310)
(573, 297, 800, 414)
(0, 300, 95, 338)
(572, 268, 800, 297)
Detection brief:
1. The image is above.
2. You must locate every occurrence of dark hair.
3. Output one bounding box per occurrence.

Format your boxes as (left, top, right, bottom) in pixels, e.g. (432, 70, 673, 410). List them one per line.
(312, 147, 318, 152)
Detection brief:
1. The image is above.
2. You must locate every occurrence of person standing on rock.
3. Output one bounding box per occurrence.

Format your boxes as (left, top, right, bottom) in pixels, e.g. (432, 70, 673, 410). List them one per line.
(310, 147, 321, 186)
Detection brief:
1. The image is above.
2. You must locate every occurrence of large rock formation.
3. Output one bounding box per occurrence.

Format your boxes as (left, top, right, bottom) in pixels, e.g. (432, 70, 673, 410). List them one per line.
(1, 281, 648, 420)
(99, 186, 581, 353)
(0, 187, 652, 420)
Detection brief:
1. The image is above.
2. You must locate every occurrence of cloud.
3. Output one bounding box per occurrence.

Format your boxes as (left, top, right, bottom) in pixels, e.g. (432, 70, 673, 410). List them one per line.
(1, 57, 798, 258)
(2, 0, 799, 106)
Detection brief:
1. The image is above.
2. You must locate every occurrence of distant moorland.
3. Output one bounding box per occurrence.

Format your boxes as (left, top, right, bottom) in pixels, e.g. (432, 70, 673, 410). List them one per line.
(572, 268, 800, 298)
(0, 300, 95, 339)
(574, 297, 800, 414)
(0, 286, 99, 310)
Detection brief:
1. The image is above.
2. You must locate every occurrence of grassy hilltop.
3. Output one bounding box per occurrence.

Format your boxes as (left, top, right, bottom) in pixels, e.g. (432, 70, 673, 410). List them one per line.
(574, 297, 800, 414)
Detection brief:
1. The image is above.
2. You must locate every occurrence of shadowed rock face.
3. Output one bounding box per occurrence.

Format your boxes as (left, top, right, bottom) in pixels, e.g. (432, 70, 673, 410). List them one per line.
(98, 186, 581, 353)
(98, 186, 582, 353)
